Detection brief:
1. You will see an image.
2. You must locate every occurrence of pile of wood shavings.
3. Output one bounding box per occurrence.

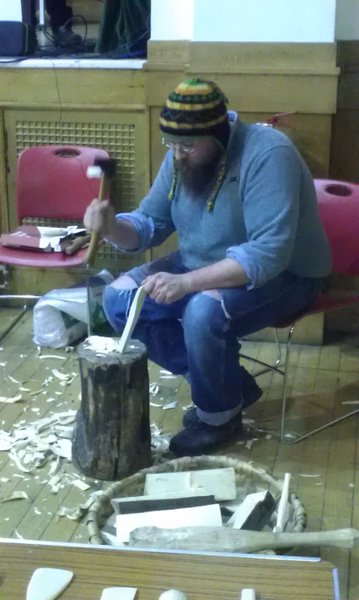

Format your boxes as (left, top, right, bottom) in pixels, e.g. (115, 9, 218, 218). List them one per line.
(5, 410, 76, 473)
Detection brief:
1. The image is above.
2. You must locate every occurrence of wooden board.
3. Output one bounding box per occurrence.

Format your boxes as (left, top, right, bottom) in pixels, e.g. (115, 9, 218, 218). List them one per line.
(0, 539, 337, 599)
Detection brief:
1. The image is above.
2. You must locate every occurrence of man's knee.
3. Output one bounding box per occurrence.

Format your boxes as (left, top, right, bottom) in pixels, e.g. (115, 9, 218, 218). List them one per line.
(182, 292, 227, 337)
(109, 274, 138, 290)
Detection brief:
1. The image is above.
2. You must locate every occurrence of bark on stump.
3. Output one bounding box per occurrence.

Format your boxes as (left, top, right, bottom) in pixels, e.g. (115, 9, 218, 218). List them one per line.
(72, 338, 152, 480)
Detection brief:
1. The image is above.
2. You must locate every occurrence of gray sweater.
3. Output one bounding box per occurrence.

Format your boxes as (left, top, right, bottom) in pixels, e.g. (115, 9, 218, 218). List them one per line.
(117, 112, 332, 287)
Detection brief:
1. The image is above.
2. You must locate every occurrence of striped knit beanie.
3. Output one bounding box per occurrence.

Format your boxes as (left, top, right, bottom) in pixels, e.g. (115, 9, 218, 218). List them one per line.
(160, 78, 230, 149)
(160, 78, 230, 211)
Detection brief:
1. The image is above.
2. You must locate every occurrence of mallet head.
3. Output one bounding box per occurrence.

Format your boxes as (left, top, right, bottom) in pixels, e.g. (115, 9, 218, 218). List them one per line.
(86, 165, 102, 179)
(86, 158, 116, 180)
(94, 157, 116, 178)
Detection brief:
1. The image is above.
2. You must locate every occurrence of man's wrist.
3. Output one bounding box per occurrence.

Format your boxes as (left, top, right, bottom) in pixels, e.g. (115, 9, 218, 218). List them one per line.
(181, 272, 195, 294)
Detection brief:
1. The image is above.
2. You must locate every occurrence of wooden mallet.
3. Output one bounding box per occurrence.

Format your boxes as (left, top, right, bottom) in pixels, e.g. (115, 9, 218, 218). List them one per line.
(84, 157, 116, 267)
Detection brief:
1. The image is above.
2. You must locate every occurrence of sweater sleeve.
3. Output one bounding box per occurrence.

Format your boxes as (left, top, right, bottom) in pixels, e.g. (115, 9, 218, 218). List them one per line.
(109, 152, 176, 253)
(227, 145, 301, 286)
(137, 151, 176, 246)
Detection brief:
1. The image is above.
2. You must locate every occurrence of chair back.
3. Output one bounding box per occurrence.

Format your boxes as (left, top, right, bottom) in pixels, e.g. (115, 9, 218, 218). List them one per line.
(314, 179, 359, 277)
(16, 145, 110, 222)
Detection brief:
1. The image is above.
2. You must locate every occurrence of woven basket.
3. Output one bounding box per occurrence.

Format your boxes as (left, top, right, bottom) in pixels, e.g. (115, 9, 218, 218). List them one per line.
(87, 455, 307, 546)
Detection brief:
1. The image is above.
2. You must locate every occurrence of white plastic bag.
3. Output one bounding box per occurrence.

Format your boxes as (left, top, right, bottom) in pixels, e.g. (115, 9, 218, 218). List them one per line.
(33, 269, 114, 348)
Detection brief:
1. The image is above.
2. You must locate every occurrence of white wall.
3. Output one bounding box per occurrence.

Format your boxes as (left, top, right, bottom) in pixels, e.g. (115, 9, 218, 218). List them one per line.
(336, 0, 359, 40)
(151, 0, 337, 42)
(1, 0, 23, 21)
(193, 0, 336, 42)
(151, 0, 194, 40)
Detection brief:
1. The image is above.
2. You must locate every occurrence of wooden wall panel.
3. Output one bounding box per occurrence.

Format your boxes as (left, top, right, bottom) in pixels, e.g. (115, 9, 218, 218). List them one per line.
(146, 41, 338, 183)
(66, 1, 102, 23)
(0, 69, 145, 110)
(330, 41, 359, 183)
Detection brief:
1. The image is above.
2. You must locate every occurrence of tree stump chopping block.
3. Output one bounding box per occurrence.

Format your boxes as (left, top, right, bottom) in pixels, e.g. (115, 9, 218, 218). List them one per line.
(72, 337, 152, 480)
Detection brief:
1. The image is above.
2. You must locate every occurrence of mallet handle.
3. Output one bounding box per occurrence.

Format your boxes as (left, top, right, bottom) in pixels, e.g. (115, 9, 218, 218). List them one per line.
(83, 175, 108, 266)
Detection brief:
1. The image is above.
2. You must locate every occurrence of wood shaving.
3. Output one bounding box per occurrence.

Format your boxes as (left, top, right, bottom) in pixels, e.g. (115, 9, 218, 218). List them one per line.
(0, 394, 23, 404)
(56, 492, 101, 520)
(48, 475, 62, 493)
(14, 530, 24, 539)
(28, 389, 44, 397)
(39, 355, 66, 360)
(150, 422, 170, 458)
(0, 431, 12, 451)
(7, 375, 21, 384)
(4, 410, 76, 475)
(245, 439, 255, 450)
(8, 452, 33, 473)
(54, 425, 74, 439)
(51, 439, 72, 460)
(49, 456, 62, 476)
(0, 490, 29, 503)
(162, 400, 178, 410)
(57, 505, 85, 520)
(72, 479, 91, 491)
(149, 382, 159, 395)
(51, 369, 73, 381)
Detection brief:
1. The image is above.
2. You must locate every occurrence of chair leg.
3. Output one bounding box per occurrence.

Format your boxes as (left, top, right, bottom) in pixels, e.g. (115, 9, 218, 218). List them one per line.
(0, 295, 40, 342)
(280, 323, 296, 443)
(239, 329, 285, 377)
(280, 324, 359, 444)
(273, 328, 282, 367)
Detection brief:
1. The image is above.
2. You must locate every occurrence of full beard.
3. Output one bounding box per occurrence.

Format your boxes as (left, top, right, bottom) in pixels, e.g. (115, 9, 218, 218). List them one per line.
(178, 149, 223, 197)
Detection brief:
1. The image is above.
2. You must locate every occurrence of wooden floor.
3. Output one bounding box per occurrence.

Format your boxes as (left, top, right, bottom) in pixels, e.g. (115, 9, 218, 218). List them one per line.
(1, 308, 359, 599)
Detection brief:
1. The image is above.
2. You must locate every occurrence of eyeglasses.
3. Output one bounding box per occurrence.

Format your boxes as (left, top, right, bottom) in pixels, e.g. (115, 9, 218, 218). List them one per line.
(161, 138, 198, 155)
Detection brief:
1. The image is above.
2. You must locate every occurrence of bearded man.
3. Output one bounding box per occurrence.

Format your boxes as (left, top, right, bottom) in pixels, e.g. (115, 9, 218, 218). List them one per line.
(83, 78, 331, 456)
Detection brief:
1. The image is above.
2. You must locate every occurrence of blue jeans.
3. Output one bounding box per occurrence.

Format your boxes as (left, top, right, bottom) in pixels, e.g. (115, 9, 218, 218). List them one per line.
(103, 252, 324, 416)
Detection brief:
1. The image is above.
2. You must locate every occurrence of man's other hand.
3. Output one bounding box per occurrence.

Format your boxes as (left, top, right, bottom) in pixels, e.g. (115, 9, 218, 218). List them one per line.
(143, 272, 191, 304)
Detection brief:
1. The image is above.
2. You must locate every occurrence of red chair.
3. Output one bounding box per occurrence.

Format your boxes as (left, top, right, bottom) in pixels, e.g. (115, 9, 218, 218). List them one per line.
(241, 179, 359, 444)
(0, 145, 109, 341)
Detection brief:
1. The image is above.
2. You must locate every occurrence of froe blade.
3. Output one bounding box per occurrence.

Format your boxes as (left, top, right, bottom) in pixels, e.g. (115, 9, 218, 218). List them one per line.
(118, 286, 146, 353)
